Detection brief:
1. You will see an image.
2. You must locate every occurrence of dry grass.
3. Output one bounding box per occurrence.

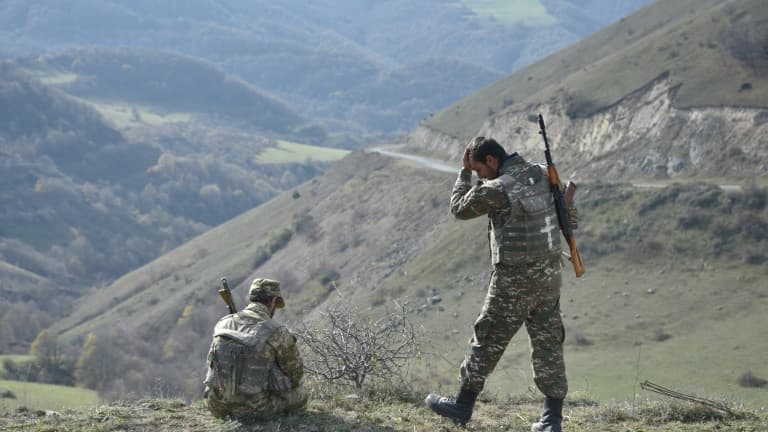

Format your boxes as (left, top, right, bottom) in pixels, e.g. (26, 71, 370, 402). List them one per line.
(0, 393, 765, 432)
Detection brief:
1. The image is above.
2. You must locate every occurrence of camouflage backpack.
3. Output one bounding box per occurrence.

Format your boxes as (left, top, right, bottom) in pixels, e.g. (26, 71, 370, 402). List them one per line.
(204, 311, 291, 401)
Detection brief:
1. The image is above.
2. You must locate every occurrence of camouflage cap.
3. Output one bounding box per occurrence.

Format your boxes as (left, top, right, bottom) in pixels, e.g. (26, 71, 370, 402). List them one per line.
(248, 278, 285, 308)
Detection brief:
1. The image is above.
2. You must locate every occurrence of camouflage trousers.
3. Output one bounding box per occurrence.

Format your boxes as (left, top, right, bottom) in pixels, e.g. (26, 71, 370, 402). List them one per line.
(460, 256, 567, 399)
(206, 385, 308, 422)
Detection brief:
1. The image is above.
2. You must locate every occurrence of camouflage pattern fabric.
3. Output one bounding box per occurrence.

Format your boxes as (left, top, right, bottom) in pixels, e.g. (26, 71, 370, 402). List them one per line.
(459, 259, 567, 398)
(452, 155, 561, 265)
(206, 384, 308, 422)
(450, 154, 568, 399)
(205, 302, 307, 421)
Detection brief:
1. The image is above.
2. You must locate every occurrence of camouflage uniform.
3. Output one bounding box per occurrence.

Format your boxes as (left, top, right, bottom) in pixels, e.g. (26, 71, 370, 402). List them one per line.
(451, 153, 567, 399)
(204, 279, 307, 421)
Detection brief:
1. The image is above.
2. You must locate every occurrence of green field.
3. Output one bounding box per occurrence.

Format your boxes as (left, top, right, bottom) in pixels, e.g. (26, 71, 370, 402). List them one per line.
(0, 380, 99, 412)
(35, 72, 78, 85)
(255, 140, 350, 164)
(463, 0, 555, 26)
(0, 355, 33, 375)
(0, 355, 33, 363)
(87, 100, 193, 129)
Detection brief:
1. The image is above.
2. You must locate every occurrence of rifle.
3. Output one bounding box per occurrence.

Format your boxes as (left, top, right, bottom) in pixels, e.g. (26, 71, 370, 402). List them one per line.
(537, 114, 585, 277)
(218, 277, 237, 314)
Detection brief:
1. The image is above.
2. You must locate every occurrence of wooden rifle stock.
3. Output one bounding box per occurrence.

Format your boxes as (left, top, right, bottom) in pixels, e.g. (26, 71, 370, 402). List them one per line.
(539, 115, 585, 277)
(564, 181, 578, 229)
(218, 277, 237, 314)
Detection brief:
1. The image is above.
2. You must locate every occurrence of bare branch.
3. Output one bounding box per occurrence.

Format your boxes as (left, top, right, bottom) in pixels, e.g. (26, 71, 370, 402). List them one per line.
(295, 298, 420, 389)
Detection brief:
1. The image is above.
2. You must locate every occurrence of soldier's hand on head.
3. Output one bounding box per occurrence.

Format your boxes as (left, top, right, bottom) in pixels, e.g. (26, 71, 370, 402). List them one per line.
(463, 146, 472, 172)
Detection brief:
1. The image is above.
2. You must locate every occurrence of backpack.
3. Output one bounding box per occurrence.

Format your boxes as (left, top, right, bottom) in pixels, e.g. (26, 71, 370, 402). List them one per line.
(204, 312, 286, 401)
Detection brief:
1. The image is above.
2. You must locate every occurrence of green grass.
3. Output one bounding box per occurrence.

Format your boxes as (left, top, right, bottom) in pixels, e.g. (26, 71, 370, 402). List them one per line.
(255, 140, 350, 164)
(463, 0, 556, 26)
(0, 380, 99, 412)
(0, 394, 764, 431)
(86, 100, 193, 129)
(20, 67, 80, 86)
(0, 356, 33, 375)
(35, 72, 78, 85)
(0, 355, 33, 363)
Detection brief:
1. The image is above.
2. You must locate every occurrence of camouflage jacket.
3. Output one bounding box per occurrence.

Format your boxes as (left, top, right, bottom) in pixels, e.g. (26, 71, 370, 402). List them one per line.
(451, 154, 562, 265)
(208, 302, 304, 391)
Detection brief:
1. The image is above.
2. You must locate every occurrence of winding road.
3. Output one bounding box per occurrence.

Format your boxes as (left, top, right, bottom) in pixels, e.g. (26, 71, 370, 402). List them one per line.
(371, 146, 744, 192)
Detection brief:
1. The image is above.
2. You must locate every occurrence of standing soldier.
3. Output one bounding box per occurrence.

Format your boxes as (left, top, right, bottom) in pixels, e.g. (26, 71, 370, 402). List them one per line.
(204, 278, 307, 422)
(426, 137, 570, 432)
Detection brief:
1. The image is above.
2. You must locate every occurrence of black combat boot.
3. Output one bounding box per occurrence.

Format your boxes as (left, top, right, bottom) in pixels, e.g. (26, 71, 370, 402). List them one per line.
(425, 387, 479, 426)
(531, 397, 564, 432)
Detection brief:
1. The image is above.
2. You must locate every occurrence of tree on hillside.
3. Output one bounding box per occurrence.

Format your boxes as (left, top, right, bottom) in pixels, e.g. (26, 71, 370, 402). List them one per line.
(30, 330, 58, 369)
(75, 332, 115, 391)
(28, 329, 73, 385)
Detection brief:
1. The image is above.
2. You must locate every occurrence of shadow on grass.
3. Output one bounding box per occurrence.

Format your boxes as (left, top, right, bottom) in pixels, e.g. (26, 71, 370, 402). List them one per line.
(233, 409, 402, 432)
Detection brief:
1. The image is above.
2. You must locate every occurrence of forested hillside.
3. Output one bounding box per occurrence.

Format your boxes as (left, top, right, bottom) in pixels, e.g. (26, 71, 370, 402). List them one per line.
(0, 0, 655, 355)
(0, 63, 330, 354)
(0, 0, 651, 136)
(17, 49, 304, 134)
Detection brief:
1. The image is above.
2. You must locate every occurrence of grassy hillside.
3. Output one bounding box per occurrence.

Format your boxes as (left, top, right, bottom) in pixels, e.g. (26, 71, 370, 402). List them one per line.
(0, 380, 98, 412)
(0, 394, 765, 431)
(0, 62, 325, 353)
(425, 0, 768, 140)
(19, 49, 304, 133)
(464, 0, 556, 26)
(45, 151, 768, 408)
(52, 152, 449, 341)
(370, 183, 768, 406)
(255, 141, 350, 164)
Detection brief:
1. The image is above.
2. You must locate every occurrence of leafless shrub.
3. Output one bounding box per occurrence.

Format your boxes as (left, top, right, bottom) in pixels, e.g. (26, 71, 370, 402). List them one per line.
(653, 329, 672, 342)
(743, 251, 767, 265)
(689, 185, 723, 208)
(719, 24, 768, 71)
(738, 213, 768, 240)
(570, 330, 593, 346)
(738, 371, 768, 388)
(295, 297, 420, 389)
(741, 184, 767, 210)
(677, 208, 712, 230)
(624, 238, 664, 262)
(638, 185, 681, 215)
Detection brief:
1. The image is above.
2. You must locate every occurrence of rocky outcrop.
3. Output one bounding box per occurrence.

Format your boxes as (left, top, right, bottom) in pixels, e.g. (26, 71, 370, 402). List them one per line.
(408, 76, 768, 180)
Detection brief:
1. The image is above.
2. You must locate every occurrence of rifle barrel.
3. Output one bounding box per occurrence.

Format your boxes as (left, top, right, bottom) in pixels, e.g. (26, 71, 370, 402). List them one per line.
(538, 114, 585, 278)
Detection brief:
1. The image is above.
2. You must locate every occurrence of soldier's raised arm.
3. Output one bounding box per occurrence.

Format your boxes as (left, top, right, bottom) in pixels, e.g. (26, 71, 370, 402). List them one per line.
(450, 172, 507, 219)
(451, 145, 508, 219)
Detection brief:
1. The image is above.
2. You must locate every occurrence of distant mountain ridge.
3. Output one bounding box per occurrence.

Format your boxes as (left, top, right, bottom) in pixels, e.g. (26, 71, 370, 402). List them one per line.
(412, 0, 768, 180)
(0, 0, 652, 135)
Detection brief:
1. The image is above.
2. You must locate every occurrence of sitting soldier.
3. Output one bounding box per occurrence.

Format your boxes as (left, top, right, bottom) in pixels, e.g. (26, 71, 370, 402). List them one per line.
(204, 278, 307, 422)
